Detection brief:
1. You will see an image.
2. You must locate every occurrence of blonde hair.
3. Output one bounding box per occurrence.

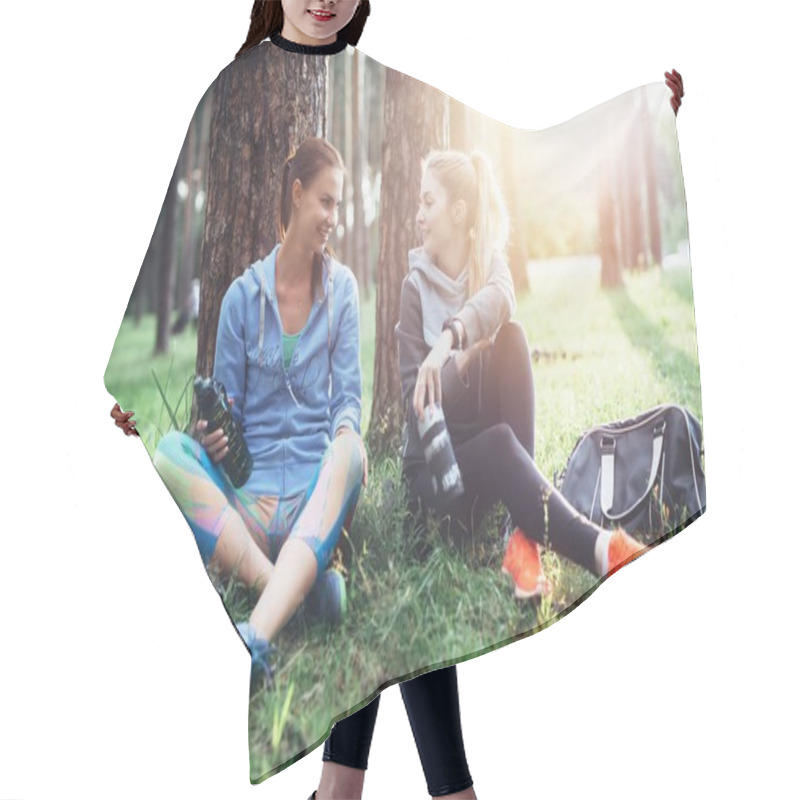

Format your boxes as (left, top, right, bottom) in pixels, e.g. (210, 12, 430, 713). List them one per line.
(422, 149, 510, 298)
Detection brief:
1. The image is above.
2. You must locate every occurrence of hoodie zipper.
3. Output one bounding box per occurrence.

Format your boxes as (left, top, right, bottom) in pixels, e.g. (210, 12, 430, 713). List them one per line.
(281, 261, 334, 409)
(262, 262, 324, 409)
(260, 253, 335, 493)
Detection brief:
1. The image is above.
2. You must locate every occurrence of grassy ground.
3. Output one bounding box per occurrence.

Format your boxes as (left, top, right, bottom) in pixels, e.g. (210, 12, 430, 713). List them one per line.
(104, 261, 702, 780)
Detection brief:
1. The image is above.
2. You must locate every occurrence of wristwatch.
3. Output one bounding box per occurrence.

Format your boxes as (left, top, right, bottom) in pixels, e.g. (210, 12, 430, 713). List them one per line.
(442, 317, 465, 350)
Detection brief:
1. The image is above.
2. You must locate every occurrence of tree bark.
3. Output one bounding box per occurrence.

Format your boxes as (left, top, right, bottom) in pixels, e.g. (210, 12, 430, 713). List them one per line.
(363, 58, 386, 301)
(154, 151, 180, 355)
(330, 54, 345, 258)
(368, 72, 448, 455)
(500, 126, 530, 294)
(196, 49, 328, 382)
(641, 86, 662, 267)
(351, 49, 368, 299)
(598, 117, 622, 289)
(449, 97, 469, 152)
(342, 51, 353, 271)
(175, 113, 198, 324)
(625, 113, 647, 272)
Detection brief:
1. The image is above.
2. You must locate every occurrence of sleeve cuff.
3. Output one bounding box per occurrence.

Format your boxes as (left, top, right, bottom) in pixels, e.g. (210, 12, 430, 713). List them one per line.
(453, 309, 478, 349)
(332, 408, 360, 439)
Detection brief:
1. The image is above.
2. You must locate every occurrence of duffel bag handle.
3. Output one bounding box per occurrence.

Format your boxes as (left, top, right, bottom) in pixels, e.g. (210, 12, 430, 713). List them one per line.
(600, 419, 665, 520)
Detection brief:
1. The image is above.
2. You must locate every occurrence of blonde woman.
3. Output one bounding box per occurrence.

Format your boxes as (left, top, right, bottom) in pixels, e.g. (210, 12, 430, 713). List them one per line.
(397, 148, 644, 597)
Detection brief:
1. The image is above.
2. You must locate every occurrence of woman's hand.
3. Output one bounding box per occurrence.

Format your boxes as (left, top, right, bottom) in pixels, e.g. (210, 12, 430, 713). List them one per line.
(194, 395, 235, 464)
(413, 330, 454, 419)
(110, 403, 139, 437)
(336, 426, 369, 488)
(665, 69, 684, 116)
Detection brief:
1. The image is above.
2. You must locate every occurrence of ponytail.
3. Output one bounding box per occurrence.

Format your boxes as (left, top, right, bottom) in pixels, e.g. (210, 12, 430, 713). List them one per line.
(423, 149, 510, 298)
(278, 155, 296, 244)
(236, 0, 372, 59)
(467, 151, 510, 298)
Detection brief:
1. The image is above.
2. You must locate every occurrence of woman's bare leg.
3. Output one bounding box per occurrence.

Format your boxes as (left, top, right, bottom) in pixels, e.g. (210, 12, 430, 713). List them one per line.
(316, 762, 367, 800)
(153, 431, 277, 591)
(314, 753, 477, 799)
(210, 510, 275, 593)
(248, 538, 318, 641)
(249, 433, 365, 641)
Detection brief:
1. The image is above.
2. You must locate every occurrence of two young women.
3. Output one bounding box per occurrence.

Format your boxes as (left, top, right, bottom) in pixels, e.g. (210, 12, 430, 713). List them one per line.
(107, 3, 677, 798)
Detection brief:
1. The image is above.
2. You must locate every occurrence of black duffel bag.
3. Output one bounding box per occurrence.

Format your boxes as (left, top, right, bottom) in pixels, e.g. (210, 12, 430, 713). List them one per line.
(555, 404, 706, 540)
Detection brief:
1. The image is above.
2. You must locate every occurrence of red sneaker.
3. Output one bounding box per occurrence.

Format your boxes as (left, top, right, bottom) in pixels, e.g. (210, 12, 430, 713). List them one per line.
(606, 528, 646, 576)
(502, 528, 552, 600)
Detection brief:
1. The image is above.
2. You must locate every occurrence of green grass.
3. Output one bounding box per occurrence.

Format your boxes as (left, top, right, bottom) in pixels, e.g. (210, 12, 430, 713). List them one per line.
(103, 319, 198, 452)
(104, 262, 702, 781)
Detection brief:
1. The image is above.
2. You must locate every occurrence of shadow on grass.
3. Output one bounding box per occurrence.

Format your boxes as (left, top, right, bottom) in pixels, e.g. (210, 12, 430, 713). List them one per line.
(661, 266, 695, 307)
(607, 281, 698, 405)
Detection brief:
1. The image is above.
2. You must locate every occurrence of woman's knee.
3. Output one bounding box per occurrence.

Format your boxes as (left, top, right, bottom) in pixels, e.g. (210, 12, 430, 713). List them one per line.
(481, 422, 518, 455)
(153, 430, 194, 473)
(492, 321, 535, 402)
(495, 319, 528, 355)
(332, 430, 366, 484)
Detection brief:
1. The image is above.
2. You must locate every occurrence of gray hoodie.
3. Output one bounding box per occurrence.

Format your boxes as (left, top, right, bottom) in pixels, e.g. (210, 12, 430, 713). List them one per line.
(394, 245, 517, 475)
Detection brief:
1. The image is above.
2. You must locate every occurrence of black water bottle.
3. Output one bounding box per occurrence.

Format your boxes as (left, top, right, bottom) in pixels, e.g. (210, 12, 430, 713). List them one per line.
(417, 403, 464, 505)
(194, 377, 253, 488)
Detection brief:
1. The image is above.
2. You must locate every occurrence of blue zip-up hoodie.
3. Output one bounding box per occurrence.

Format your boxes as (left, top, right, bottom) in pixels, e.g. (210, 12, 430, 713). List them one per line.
(213, 242, 362, 497)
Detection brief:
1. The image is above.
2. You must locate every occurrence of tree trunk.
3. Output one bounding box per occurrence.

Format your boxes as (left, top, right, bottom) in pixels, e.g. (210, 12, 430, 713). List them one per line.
(598, 118, 622, 289)
(616, 125, 634, 272)
(449, 98, 469, 152)
(175, 114, 198, 324)
(175, 88, 215, 324)
(154, 151, 180, 355)
(641, 87, 662, 267)
(342, 51, 353, 271)
(196, 49, 328, 383)
(351, 49, 368, 300)
(500, 126, 530, 295)
(330, 55, 345, 258)
(626, 115, 647, 272)
(368, 72, 448, 455)
(364, 58, 386, 300)
(129, 251, 148, 327)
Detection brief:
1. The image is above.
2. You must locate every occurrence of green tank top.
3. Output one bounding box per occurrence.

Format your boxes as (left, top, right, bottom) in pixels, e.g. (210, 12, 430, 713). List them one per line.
(282, 331, 301, 370)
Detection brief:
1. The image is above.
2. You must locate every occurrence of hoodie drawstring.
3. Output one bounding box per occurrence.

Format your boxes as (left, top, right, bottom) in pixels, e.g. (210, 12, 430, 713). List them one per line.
(258, 267, 266, 367)
(258, 257, 335, 406)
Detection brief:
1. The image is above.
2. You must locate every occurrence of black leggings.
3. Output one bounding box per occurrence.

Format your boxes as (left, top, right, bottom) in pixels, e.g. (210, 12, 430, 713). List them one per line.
(409, 320, 602, 574)
(322, 665, 473, 797)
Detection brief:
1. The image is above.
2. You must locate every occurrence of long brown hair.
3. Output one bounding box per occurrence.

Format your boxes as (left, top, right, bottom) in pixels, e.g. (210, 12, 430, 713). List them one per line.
(279, 137, 345, 297)
(236, 0, 371, 59)
(422, 150, 510, 299)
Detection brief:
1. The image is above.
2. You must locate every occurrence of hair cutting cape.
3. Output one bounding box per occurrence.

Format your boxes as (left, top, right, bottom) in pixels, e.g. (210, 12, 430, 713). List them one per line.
(104, 35, 705, 784)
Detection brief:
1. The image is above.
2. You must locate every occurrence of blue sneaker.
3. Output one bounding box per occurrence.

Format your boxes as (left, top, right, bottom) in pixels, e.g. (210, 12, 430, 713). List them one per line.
(304, 568, 347, 627)
(236, 621, 277, 693)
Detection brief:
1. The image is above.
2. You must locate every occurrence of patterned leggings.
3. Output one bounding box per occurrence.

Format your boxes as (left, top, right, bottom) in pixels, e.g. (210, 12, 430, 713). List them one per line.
(152, 431, 363, 578)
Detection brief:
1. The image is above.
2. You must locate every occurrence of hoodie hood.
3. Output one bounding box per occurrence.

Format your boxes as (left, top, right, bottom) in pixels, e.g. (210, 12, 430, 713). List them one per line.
(407, 245, 469, 348)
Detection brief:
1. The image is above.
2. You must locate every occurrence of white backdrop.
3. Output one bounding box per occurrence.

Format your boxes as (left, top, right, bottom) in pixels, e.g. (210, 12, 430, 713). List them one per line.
(1, 1, 797, 798)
